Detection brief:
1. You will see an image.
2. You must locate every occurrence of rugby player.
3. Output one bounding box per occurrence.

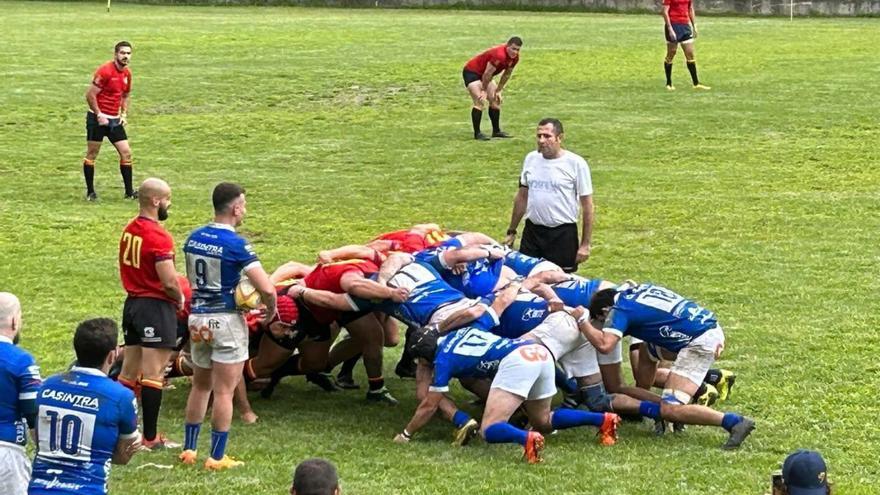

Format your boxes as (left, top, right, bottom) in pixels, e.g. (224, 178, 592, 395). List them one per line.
(181, 183, 277, 470)
(0, 293, 41, 495)
(397, 310, 620, 463)
(463, 37, 522, 140)
(28, 319, 142, 494)
(662, 0, 710, 90)
(117, 178, 183, 450)
(574, 283, 756, 449)
(83, 41, 136, 201)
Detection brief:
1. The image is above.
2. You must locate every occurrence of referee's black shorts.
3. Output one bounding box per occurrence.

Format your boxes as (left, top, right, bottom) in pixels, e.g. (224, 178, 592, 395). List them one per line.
(519, 220, 579, 273)
(122, 296, 178, 349)
(86, 111, 128, 143)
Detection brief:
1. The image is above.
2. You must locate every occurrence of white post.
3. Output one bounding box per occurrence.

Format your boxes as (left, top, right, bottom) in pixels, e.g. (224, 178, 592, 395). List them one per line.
(790, 0, 794, 20)
(107, 0, 112, 12)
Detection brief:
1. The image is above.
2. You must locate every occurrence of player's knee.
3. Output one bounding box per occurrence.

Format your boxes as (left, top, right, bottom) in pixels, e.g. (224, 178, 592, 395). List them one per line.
(384, 335, 399, 348)
(583, 383, 615, 412)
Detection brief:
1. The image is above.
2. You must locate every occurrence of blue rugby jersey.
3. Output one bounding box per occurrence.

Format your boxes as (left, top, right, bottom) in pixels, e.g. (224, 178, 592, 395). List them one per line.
(603, 283, 718, 352)
(184, 223, 260, 313)
(29, 367, 138, 495)
(0, 336, 41, 447)
(430, 327, 533, 393)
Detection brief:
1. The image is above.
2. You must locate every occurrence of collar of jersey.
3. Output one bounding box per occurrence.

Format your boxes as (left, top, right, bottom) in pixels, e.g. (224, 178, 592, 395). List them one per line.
(70, 366, 108, 377)
(0, 335, 13, 345)
(209, 222, 236, 232)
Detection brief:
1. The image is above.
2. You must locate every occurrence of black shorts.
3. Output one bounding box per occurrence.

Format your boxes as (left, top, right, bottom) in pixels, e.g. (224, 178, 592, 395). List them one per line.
(86, 112, 128, 143)
(122, 296, 178, 348)
(665, 23, 694, 44)
(519, 220, 579, 273)
(462, 69, 482, 88)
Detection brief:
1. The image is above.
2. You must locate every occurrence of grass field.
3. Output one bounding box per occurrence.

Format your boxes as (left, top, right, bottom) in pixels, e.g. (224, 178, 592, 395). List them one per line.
(2, 2, 879, 493)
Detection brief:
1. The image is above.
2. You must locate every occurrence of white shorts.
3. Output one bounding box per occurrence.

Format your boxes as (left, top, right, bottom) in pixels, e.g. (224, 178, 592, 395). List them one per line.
(526, 312, 602, 378)
(189, 313, 249, 368)
(428, 298, 488, 326)
(597, 339, 623, 366)
(490, 344, 556, 400)
(527, 261, 562, 277)
(0, 442, 31, 495)
(669, 326, 725, 387)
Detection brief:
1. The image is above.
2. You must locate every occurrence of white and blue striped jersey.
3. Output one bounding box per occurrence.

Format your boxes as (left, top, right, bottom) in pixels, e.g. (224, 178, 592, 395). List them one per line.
(184, 223, 260, 313)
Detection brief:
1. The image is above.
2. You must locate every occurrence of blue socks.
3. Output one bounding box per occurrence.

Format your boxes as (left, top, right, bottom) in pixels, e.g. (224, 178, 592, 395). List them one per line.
(639, 401, 661, 419)
(210, 430, 229, 460)
(551, 408, 605, 429)
(484, 422, 528, 446)
(184, 423, 200, 451)
(452, 410, 472, 428)
(722, 413, 743, 432)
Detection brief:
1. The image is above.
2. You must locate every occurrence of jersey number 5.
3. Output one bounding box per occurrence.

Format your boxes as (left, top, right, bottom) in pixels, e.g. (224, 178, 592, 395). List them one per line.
(121, 233, 143, 268)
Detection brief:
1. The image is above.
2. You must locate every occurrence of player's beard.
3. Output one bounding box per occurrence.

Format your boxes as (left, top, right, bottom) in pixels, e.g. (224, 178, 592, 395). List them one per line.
(158, 205, 169, 221)
(13, 333, 20, 345)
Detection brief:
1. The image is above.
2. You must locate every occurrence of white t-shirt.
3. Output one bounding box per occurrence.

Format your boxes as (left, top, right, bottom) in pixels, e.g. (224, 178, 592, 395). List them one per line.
(519, 150, 593, 227)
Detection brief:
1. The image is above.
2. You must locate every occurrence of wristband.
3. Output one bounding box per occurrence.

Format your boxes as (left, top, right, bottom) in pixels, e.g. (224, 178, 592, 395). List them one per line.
(402, 429, 412, 439)
(506, 229, 517, 235)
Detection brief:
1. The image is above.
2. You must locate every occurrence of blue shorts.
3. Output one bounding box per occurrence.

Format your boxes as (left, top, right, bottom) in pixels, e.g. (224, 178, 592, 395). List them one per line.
(665, 23, 694, 44)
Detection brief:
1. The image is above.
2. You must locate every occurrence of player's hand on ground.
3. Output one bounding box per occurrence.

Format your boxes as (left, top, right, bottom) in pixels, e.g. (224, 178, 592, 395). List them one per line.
(393, 433, 411, 444)
(576, 244, 591, 263)
(502, 233, 516, 248)
(389, 287, 410, 303)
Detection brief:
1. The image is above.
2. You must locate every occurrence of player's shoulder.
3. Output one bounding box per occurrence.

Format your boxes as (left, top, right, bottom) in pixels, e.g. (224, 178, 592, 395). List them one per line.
(561, 150, 589, 166)
(1, 343, 36, 368)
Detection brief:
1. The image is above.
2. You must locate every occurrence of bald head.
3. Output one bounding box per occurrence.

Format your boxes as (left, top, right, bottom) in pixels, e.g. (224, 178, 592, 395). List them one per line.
(0, 292, 22, 334)
(138, 178, 171, 205)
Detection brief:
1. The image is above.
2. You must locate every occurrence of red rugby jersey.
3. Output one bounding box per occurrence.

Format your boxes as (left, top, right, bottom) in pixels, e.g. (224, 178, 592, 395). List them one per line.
(92, 61, 132, 116)
(119, 216, 176, 303)
(375, 229, 449, 254)
(303, 259, 379, 323)
(464, 45, 519, 75)
(664, 0, 692, 24)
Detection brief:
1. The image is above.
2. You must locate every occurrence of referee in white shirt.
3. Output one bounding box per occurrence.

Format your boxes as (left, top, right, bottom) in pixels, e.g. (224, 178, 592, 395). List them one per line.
(504, 118, 594, 273)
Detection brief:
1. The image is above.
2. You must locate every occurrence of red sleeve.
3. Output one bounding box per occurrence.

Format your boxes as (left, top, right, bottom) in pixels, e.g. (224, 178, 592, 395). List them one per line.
(149, 229, 175, 262)
(663, 0, 672, 6)
(92, 65, 108, 88)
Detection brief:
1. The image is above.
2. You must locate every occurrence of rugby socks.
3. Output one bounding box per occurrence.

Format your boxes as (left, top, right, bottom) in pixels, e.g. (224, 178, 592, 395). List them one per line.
(83, 159, 96, 194)
(664, 60, 674, 86)
(184, 423, 201, 451)
(471, 107, 483, 136)
(639, 401, 662, 419)
(686, 60, 700, 85)
(488, 107, 501, 134)
(452, 410, 473, 429)
(721, 413, 743, 432)
(338, 354, 361, 377)
(118, 375, 141, 398)
(140, 378, 164, 442)
(550, 408, 605, 429)
(367, 376, 385, 392)
(209, 430, 229, 461)
(119, 159, 134, 196)
(703, 368, 723, 386)
(484, 422, 528, 446)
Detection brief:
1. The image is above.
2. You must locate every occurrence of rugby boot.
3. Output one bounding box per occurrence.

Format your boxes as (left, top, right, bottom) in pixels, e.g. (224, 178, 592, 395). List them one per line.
(523, 431, 545, 464)
(597, 413, 621, 446)
(452, 418, 480, 447)
(179, 449, 198, 465)
(204, 455, 244, 471)
(722, 417, 755, 450)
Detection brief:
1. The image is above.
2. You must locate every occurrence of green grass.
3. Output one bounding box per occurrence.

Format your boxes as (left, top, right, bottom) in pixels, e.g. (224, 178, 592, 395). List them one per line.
(2, 2, 879, 493)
